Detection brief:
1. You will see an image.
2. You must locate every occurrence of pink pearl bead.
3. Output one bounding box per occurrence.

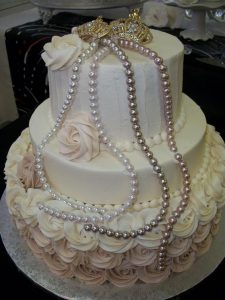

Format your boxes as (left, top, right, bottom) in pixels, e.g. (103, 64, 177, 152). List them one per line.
(163, 88, 170, 94)
(162, 80, 170, 87)
(167, 120, 174, 126)
(139, 46, 144, 54)
(175, 153, 182, 161)
(161, 178, 167, 185)
(172, 211, 180, 218)
(184, 173, 190, 179)
(144, 48, 150, 56)
(126, 66, 133, 74)
(157, 214, 163, 222)
(159, 252, 166, 258)
(169, 140, 176, 147)
(127, 78, 135, 85)
(124, 40, 129, 47)
(150, 158, 158, 166)
(136, 131, 142, 138)
(130, 116, 138, 123)
(179, 161, 185, 167)
(149, 51, 157, 58)
(166, 104, 172, 111)
(161, 238, 168, 246)
(129, 102, 136, 109)
(160, 208, 167, 215)
(171, 146, 177, 152)
(182, 193, 189, 201)
(154, 57, 163, 65)
(166, 224, 173, 231)
(177, 206, 185, 213)
(133, 124, 140, 130)
(165, 98, 172, 105)
(162, 201, 169, 208)
(181, 200, 188, 207)
(162, 192, 170, 200)
(167, 126, 173, 133)
(162, 185, 169, 192)
(159, 266, 165, 272)
(168, 217, 177, 225)
(146, 151, 153, 158)
(161, 73, 169, 79)
(129, 41, 134, 48)
(128, 94, 136, 101)
(159, 64, 167, 72)
(167, 134, 174, 141)
(159, 257, 165, 263)
(165, 111, 172, 118)
(160, 246, 167, 252)
(184, 186, 191, 193)
(142, 145, 149, 152)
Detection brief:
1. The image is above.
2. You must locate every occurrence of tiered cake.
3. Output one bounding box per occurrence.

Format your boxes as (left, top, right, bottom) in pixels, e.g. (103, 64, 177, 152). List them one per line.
(5, 11, 225, 287)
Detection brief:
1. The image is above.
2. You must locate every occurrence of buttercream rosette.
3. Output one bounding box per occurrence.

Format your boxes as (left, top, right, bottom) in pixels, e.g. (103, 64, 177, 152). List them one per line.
(41, 34, 83, 71)
(4, 125, 225, 286)
(57, 112, 100, 162)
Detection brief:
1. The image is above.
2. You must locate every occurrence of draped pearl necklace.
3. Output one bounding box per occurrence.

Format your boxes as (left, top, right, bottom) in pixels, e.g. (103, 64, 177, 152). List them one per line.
(36, 37, 191, 270)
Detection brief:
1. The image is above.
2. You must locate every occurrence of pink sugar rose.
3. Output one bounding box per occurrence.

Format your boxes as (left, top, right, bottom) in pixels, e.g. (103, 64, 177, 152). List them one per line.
(17, 153, 41, 189)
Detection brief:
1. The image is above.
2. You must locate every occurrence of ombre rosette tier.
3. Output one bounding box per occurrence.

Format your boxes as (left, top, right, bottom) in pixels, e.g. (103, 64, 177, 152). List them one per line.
(4, 12, 225, 287)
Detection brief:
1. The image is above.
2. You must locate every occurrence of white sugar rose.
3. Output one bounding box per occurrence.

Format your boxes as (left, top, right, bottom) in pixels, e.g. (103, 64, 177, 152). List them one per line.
(41, 34, 83, 70)
(57, 112, 100, 162)
(143, 3, 169, 27)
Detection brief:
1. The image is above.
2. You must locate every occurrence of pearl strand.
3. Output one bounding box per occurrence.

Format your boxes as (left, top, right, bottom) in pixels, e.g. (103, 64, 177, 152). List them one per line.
(116, 38, 191, 271)
(35, 37, 191, 271)
(35, 42, 138, 224)
(35, 42, 111, 224)
(88, 45, 139, 222)
(83, 43, 170, 238)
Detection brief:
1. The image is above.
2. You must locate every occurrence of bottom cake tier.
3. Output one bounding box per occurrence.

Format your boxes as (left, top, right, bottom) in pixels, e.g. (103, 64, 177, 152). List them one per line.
(4, 124, 225, 287)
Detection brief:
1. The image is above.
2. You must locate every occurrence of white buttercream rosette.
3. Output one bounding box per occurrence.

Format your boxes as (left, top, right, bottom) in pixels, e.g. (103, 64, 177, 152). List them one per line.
(41, 34, 83, 71)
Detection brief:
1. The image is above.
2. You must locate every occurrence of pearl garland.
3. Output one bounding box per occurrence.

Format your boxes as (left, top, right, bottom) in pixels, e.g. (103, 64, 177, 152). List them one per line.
(36, 42, 138, 223)
(36, 41, 109, 224)
(83, 38, 191, 270)
(35, 36, 191, 271)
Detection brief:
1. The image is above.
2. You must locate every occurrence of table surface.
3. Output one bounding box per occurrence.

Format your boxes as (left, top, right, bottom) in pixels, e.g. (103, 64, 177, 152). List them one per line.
(0, 27, 225, 299)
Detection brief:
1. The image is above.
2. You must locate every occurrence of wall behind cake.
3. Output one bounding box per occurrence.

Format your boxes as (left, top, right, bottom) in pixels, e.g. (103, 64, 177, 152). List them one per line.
(0, 0, 29, 11)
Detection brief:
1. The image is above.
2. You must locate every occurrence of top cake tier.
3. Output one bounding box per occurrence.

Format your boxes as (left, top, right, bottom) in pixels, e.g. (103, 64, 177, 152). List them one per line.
(43, 29, 184, 149)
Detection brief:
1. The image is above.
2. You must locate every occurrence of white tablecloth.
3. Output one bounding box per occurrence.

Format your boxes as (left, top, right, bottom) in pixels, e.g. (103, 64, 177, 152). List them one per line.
(0, 7, 39, 126)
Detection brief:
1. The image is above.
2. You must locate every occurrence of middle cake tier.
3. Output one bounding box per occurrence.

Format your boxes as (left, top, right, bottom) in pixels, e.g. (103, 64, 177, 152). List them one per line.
(30, 94, 207, 205)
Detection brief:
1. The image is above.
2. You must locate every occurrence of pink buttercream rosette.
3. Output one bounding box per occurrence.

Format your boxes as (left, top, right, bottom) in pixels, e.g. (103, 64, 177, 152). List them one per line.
(17, 153, 41, 189)
(57, 112, 100, 162)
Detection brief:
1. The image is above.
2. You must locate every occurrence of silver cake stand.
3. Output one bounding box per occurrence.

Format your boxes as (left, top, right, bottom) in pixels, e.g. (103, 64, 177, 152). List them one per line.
(163, 0, 225, 40)
(30, 0, 148, 23)
(1, 190, 225, 300)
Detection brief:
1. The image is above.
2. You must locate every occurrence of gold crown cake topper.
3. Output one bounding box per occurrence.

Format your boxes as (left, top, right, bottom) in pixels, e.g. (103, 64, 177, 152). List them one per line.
(77, 9, 153, 45)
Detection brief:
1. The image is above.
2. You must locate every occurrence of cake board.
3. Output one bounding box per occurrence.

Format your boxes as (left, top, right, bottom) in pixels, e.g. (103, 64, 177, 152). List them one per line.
(1, 190, 225, 300)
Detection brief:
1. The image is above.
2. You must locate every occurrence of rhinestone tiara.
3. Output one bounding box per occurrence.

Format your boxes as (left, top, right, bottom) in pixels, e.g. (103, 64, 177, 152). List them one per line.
(77, 9, 153, 45)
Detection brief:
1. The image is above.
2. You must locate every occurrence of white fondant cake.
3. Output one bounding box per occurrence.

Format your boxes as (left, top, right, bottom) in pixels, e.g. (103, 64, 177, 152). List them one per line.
(4, 19, 225, 287)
